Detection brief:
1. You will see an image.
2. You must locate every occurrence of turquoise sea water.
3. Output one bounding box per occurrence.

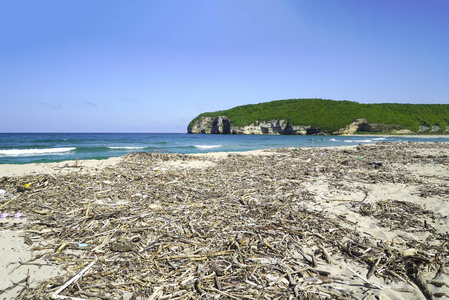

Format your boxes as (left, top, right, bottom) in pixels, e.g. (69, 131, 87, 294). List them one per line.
(1, 133, 449, 164)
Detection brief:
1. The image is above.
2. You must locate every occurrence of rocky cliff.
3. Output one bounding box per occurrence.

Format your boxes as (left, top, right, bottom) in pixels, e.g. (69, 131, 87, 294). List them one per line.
(188, 116, 346, 135)
(333, 118, 414, 135)
(187, 116, 447, 135)
(187, 116, 231, 134)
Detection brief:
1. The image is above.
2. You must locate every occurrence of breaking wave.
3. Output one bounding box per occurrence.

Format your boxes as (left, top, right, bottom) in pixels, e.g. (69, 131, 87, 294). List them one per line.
(0, 147, 76, 157)
(194, 145, 223, 149)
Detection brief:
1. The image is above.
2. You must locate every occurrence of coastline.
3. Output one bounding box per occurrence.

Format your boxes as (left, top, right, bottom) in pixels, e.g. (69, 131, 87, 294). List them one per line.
(1, 142, 449, 299)
(1, 137, 447, 179)
(2, 133, 449, 166)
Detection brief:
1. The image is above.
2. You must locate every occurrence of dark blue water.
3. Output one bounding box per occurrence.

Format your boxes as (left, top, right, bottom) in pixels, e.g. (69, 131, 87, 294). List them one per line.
(1, 133, 448, 164)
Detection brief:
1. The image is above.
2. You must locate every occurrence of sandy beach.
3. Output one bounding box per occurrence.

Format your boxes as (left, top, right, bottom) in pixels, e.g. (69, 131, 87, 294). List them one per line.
(1, 142, 448, 299)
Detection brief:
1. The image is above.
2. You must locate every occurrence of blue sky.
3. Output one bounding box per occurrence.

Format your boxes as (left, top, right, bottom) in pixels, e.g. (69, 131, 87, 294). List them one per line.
(1, 0, 448, 133)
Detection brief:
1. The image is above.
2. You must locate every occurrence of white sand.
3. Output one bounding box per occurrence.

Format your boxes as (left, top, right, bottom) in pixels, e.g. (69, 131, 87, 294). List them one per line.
(0, 157, 122, 178)
(0, 226, 64, 298)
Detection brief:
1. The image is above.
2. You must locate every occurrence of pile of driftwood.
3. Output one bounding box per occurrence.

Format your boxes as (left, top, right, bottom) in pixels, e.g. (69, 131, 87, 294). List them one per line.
(1, 142, 448, 299)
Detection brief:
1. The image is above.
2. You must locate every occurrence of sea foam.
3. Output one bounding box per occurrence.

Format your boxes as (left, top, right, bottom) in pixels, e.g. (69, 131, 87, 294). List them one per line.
(344, 139, 372, 143)
(0, 147, 76, 156)
(194, 145, 222, 149)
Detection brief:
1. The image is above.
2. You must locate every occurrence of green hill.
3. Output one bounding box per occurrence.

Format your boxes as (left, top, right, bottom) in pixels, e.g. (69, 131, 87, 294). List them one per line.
(188, 98, 449, 134)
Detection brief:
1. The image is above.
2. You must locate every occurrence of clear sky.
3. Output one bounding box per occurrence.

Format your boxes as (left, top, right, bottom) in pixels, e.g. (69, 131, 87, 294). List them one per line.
(1, 0, 448, 133)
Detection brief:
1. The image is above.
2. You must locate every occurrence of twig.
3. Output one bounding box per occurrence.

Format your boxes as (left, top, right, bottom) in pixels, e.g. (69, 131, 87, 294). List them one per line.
(50, 256, 97, 299)
(366, 255, 383, 279)
(318, 244, 333, 264)
(14, 269, 30, 300)
(348, 267, 383, 289)
(204, 287, 241, 300)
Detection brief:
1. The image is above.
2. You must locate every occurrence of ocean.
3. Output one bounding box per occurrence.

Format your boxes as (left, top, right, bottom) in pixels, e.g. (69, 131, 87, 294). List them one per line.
(1, 133, 449, 164)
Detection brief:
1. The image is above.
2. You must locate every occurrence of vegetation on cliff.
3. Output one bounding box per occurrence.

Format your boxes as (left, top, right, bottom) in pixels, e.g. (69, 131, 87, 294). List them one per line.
(188, 98, 449, 133)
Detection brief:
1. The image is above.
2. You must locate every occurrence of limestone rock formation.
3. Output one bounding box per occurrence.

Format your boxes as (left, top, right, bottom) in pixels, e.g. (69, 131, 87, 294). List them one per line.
(231, 120, 314, 135)
(188, 116, 320, 135)
(335, 118, 371, 135)
(211, 116, 231, 134)
(391, 129, 413, 134)
(187, 116, 447, 135)
(419, 124, 444, 133)
(420, 125, 430, 133)
(188, 117, 215, 134)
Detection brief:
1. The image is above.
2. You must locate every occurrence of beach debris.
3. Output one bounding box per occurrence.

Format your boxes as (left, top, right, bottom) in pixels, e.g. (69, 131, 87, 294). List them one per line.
(1, 142, 448, 299)
(110, 239, 134, 252)
(50, 256, 97, 300)
(16, 185, 27, 192)
(368, 161, 383, 168)
(24, 235, 33, 245)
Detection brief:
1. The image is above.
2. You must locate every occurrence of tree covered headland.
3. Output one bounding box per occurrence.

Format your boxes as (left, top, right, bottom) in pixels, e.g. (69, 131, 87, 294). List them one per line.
(188, 99, 449, 134)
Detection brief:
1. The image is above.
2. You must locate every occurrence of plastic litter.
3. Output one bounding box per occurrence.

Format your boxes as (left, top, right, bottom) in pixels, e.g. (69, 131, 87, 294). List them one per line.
(14, 212, 23, 218)
(0, 212, 9, 218)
